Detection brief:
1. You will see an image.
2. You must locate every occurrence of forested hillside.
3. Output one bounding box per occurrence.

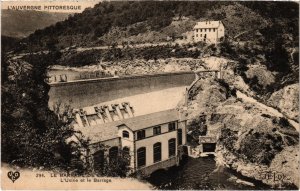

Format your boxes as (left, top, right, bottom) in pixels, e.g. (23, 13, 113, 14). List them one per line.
(19, 1, 298, 50)
(1, 10, 70, 38)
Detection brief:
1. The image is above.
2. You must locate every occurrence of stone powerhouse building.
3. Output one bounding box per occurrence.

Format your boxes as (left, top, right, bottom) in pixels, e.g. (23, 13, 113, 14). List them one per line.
(57, 73, 193, 176)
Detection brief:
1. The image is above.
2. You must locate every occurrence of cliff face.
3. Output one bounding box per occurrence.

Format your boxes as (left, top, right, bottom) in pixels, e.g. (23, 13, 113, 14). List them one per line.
(268, 84, 299, 122)
(186, 78, 299, 188)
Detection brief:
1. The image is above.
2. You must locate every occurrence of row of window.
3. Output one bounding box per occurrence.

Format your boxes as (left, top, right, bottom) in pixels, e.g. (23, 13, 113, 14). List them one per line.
(137, 138, 176, 168)
(196, 28, 216, 33)
(196, 34, 207, 38)
(136, 122, 176, 140)
(94, 146, 130, 171)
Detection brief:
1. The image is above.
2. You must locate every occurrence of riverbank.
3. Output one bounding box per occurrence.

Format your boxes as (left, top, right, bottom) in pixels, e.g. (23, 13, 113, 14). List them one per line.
(146, 155, 272, 190)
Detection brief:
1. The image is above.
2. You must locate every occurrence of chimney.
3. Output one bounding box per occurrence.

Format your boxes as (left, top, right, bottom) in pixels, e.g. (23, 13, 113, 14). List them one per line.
(95, 107, 105, 124)
(112, 104, 124, 120)
(123, 102, 134, 118)
(75, 112, 84, 127)
(80, 109, 90, 127)
(103, 105, 113, 122)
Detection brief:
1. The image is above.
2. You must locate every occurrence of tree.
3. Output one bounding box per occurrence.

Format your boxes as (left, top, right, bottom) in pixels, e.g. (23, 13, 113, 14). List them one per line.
(1, 51, 74, 170)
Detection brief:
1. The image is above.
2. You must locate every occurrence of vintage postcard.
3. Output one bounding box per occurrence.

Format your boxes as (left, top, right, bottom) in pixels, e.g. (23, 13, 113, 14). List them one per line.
(1, 0, 299, 190)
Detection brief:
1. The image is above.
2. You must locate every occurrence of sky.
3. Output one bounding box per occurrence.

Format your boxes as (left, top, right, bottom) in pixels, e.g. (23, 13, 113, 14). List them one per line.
(1, 0, 101, 13)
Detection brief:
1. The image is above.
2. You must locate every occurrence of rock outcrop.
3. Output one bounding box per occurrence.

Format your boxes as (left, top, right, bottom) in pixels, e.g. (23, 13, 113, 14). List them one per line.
(268, 84, 299, 122)
(186, 78, 299, 188)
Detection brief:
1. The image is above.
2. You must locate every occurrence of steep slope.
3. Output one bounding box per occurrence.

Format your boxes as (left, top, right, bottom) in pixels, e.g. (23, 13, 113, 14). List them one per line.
(268, 84, 299, 122)
(185, 78, 299, 188)
(1, 9, 70, 38)
(17, 1, 298, 51)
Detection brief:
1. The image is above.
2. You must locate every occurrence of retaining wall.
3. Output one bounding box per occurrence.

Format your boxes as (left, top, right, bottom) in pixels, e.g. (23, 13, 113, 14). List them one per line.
(48, 72, 195, 109)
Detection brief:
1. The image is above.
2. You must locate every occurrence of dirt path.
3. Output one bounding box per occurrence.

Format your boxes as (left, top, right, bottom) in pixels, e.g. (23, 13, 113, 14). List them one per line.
(236, 90, 299, 132)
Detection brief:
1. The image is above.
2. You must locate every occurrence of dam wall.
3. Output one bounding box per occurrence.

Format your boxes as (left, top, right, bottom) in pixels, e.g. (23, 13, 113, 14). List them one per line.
(48, 72, 196, 109)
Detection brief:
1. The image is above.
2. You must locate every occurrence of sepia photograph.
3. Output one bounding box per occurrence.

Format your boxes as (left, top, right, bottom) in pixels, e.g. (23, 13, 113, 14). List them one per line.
(1, 0, 299, 190)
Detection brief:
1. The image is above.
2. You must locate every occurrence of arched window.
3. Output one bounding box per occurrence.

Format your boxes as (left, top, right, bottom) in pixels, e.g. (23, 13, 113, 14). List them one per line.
(137, 147, 146, 168)
(169, 138, 176, 157)
(122, 130, 129, 138)
(109, 146, 118, 163)
(93, 150, 104, 172)
(153, 142, 162, 163)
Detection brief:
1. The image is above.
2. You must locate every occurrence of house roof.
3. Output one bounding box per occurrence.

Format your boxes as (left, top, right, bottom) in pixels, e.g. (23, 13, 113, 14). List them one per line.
(193, 21, 222, 29)
(79, 109, 179, 144)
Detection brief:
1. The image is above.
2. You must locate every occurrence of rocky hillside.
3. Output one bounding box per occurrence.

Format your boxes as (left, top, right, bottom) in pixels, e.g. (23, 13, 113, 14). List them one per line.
(185, 78, 299, 188)
(268, 84, 299, 122)
(1, 10, 70, 38)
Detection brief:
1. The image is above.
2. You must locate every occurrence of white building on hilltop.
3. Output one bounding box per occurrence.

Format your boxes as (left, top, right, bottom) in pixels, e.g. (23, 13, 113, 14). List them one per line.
(193, 21, 225, 44)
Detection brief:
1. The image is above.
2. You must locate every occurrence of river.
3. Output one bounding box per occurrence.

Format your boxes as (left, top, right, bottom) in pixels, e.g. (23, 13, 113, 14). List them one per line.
(146, 156, 271, 190)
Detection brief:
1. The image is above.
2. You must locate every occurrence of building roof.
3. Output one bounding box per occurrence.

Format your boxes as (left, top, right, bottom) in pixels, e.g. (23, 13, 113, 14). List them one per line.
(193, 21, 222, 29)
(79, 109, 179, 144)
(122, 109, 179, 131)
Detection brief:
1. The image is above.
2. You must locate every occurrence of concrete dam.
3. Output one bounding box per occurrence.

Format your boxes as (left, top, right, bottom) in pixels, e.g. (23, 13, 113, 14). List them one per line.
(48, 72, 196, 109)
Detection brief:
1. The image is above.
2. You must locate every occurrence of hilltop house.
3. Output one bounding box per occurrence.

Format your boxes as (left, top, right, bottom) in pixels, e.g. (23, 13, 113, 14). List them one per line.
(193, 21, 225, 43)
(66, 87, 188, 176)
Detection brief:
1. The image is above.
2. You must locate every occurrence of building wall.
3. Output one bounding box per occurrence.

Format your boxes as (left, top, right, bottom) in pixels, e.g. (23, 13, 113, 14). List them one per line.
(135, 121, 177, 139)
(137, 156, 178, 177)
(194, 28, 218, 43)
(48, 72, 195, 109)
(178, 120, 187, 145)
(135, 130, 177, 169)
(218, 24, 225, 39)
(118, 126, 135, 169)
(89, 138, 120, 155)
(193, 23, 225, 43)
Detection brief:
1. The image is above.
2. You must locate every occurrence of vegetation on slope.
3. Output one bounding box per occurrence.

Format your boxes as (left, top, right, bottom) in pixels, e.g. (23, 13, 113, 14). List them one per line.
(19, 2, 298, 50)
(186, 78, 299, 188)
(2, 10, 70, 38)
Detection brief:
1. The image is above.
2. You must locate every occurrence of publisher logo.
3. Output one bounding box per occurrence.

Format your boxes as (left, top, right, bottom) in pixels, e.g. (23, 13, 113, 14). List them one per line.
(7, 171, 20, 183)
(259, 170, 290, 182)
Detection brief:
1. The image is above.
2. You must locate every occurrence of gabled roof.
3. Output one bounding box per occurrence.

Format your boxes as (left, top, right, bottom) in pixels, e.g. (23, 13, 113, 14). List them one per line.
(121, 109, 179, 131)
(79, 109, 180, 144)
(193, 21, 223, 29)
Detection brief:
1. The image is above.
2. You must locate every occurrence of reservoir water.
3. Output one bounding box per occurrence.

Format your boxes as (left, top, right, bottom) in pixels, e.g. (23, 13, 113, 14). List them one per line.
(146, 156, 271, 190)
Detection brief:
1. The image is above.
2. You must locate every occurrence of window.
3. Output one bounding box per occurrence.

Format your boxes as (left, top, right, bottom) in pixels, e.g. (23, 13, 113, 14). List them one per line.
(196, 34, 198, 37)
(169, 138, 176, 157)
(153, 126, 161, 135)
(213, 28, 216, 32)
(137, 147, 146, 167)
(168, 122, 176, 131)
(178, 129, 183, 145)
(200, 34, 202, 37)
(137, 130, 145, 140)
(122, 130, 129, 138)
(93, 150, 104, 172)
(123, 147, 130, 165)
(123, 147, 130, 155)
(109, 146, 119, 163)
(196, 29, 198, 32)
(153, 142, 162, 163)
(205, 29, 207, 32)
(209, 29, 211, 32)
(200, 29, 202, 32)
